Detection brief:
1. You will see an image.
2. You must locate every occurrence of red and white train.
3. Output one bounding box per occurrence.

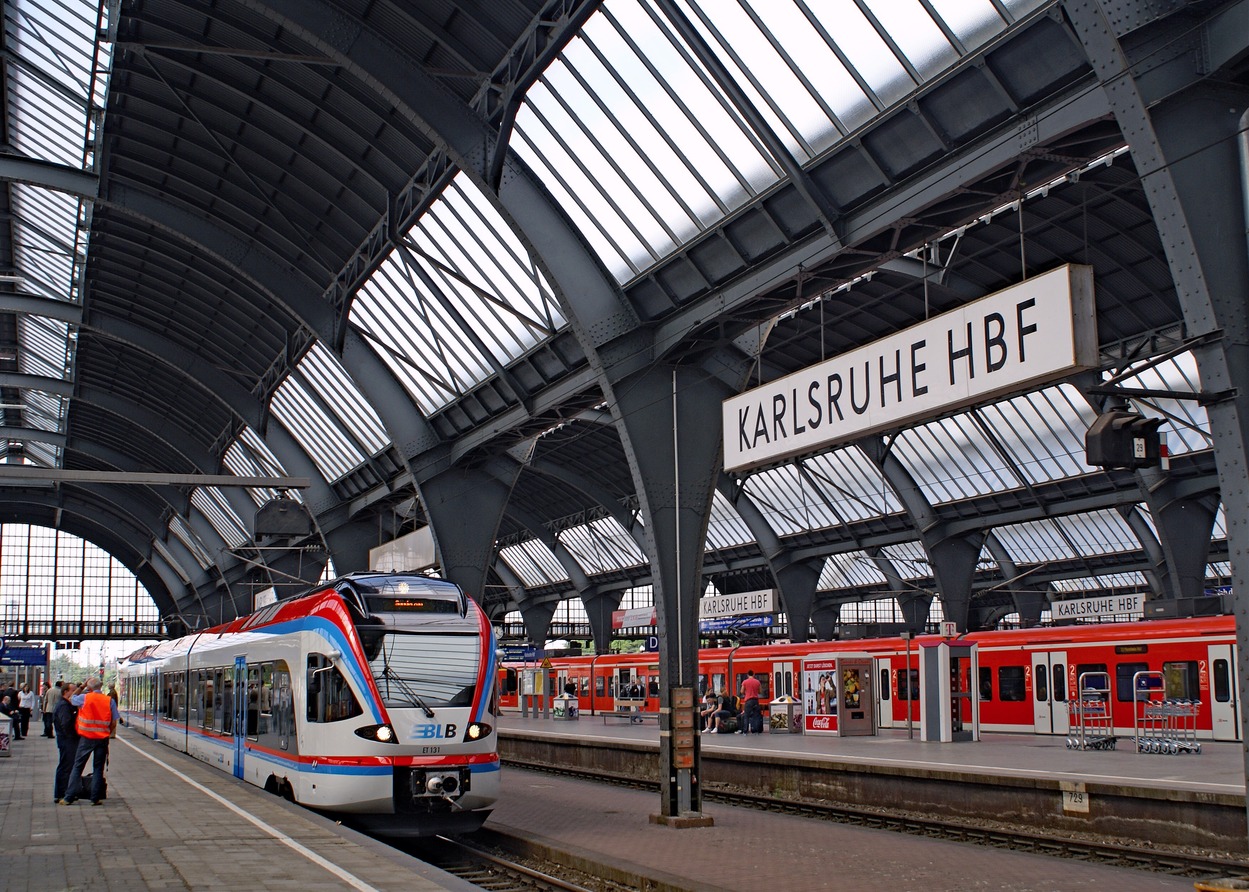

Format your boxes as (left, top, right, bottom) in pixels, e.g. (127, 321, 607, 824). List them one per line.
(498, 615, 1241, 741)
(118, 572, 500, 836)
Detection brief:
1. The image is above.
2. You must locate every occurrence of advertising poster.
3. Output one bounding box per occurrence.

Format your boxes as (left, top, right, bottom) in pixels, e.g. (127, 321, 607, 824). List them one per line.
(802, 657, 839, 734)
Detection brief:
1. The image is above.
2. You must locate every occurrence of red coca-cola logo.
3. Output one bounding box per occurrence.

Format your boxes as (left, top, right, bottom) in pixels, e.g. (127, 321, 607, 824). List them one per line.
(811, 716, 832, 730)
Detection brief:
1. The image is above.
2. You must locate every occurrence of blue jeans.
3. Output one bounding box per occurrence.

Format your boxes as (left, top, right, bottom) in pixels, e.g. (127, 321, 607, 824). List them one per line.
(64, 736, 109, 802)
(54, 736, 78, 801)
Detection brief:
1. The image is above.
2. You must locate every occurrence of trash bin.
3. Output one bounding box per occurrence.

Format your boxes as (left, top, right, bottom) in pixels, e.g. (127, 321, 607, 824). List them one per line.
(553, 693, 579, 720)
(769, 695, 801, 733)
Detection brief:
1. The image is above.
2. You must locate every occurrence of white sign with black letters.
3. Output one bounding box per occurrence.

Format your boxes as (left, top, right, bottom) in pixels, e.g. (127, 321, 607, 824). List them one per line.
(722, 264, 1097, 472)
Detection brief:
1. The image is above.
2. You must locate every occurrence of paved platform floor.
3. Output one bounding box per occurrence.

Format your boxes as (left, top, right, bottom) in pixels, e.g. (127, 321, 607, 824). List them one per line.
(501, 712, 1247, 796)
(487, 765, 1218, 892)
(1, 729, 477, 892)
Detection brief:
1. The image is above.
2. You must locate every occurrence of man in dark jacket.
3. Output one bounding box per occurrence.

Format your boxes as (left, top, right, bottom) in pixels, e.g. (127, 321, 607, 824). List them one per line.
(53, 683, 80, 803)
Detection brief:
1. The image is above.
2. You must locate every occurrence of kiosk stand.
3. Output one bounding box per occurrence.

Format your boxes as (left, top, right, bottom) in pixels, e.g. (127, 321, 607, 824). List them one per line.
(519, 668, 552, 719)
(919, 639, 979, 742)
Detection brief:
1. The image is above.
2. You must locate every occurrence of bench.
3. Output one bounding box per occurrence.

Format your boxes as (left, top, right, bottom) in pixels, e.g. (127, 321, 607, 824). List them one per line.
(601, 711, 659, 724)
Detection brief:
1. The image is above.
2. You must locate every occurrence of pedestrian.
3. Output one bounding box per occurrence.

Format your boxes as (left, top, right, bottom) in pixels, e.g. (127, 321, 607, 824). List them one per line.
(52, 683, 80, 803)
(61, 677, 117, 806)
(41, 681, 60, 737)
(740, 670, 763, 734)
(17, 684, 35, 740)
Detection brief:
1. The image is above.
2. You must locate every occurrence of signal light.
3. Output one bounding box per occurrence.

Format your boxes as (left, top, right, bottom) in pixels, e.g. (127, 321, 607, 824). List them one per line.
(1085, 410, 1163, 469)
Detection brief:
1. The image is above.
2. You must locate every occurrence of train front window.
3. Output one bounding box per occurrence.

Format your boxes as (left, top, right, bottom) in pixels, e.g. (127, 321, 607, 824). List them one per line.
(367, 631, 481, 709)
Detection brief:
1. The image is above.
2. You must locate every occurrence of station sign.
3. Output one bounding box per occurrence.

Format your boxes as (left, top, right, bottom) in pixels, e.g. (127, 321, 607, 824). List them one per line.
(0, 643, 49, 666)
(699, 589, 776, 619)
(722, 264, 1097, 471)
(1051, 593, 1143, 621)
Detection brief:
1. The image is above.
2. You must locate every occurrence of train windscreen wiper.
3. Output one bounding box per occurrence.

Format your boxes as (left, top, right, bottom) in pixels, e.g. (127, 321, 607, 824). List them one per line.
(382, 664, 435, 718)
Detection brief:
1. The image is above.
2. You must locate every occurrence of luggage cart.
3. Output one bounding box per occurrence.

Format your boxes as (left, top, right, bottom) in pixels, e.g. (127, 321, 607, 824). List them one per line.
(1133, 670, 1166, 753)
(1133, 672, 1201, 754)
(1066, 671, 1116, 750)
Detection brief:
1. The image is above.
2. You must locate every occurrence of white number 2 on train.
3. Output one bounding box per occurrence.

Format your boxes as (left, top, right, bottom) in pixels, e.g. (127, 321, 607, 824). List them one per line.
(412, 723, 457, 739)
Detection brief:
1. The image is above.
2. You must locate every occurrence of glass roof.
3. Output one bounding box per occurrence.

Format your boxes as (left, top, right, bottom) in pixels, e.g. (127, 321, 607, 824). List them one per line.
(818, 550, 887, 590)
(4, 0, 107, 462)
(499, 538, 570, 587)
(512, 0, 1046, 283)
(558, 517, 647, 574)
(223, 428, 293, 508)
(190, 488, 248, 550)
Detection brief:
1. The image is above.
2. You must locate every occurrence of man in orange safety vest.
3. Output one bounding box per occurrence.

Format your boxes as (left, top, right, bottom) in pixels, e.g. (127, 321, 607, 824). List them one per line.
(60, 676, 117, 806)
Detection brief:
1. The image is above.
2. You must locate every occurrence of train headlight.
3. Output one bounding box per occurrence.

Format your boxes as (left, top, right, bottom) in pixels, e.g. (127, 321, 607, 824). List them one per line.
(353, 723, 399, 744)
(465, 722, 492, 740)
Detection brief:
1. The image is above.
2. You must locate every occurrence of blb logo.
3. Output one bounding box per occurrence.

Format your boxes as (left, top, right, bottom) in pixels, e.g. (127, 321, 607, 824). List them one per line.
(412, 723, 458, 740)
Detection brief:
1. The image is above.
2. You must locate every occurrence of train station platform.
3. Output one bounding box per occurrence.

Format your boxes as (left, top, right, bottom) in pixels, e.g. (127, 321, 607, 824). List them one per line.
(498, 713, 1249, 853)
(1, 728, 477, 892)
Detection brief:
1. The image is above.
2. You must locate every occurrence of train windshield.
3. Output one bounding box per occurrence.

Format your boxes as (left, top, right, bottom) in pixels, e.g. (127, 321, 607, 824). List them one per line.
(367, 631, 480, 711)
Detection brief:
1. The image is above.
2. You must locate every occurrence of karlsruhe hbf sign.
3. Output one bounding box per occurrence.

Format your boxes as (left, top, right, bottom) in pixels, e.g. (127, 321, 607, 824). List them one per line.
(723, 265, 1098, 472)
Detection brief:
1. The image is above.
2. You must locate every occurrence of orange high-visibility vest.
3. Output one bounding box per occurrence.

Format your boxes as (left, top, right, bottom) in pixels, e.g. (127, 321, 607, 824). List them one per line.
(77, 692, 112, 739)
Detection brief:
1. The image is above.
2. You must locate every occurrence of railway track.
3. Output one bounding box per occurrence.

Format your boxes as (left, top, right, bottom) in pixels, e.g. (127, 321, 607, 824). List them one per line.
(502, 756, 1249, 880)
(406, 834, 620, 892)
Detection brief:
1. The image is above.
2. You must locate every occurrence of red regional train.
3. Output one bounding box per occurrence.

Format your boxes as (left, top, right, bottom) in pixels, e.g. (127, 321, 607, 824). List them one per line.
(497, 615, 1241, 742)
(118, 572, 500, 836)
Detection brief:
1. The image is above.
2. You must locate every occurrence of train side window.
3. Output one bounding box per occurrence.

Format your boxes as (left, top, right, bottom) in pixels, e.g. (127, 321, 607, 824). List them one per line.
(1052, 664, 1066, 702)
(1115, 662, 1148, 702)
(1033, 667, 1048, 702)
(998, 666, 1025, 701)
(1162, 661, 1199, 699)
(978, 667, 992, 702)
(1214, 659, 1232, 703)
(880, 669, 891, 701)
(895, 669, 918, 700)
(306, 654, 363, 723)
(595, 675, 606, 698)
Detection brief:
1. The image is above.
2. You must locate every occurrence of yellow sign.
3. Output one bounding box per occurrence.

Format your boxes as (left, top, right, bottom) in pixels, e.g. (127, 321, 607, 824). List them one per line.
(540, 657, 552, 669)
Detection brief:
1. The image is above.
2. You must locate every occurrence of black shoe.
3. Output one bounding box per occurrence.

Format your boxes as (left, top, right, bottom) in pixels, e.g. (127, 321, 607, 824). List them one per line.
(90, 800, 102, 806)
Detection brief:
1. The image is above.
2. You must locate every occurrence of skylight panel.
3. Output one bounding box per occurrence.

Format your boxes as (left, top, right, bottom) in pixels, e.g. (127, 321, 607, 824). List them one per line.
(743, 463, 842, 534)
(1053, 510, 1140, 557)
(819, 550, 887, 589)
(925, 0, 1012, 48)
(167, 515, 214, 570)
(270, 374, 369, 483)
(706, 489, 754, 549)
(1050, 572, 1147, 594)
(801, 447, 900, 521)
(498, 539, 570, 587)
(1112, 352, 1212, 456)
(861, 0, 959, 81)
(224, 427, 295, 508)
(558, 517, 647, 574)
(19, 315, 70, 378)
(994, 518, 1077, 564)
(296, 341, 389, 456)
(190, 488, 248, 550)
(893, 414, 1017, 504)
(976, 385, 1096, 485)
(351, 173, 564, 414)
(879, 541, 930, 579)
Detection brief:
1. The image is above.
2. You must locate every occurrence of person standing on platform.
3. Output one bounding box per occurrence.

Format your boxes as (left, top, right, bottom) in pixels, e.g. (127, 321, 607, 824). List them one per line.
(53, 683, 80, 803)
(17, 684, 35, 740)
(41, 681, 59, 737)
(61, 677, 117, 806)
(740, 670, 763, 734)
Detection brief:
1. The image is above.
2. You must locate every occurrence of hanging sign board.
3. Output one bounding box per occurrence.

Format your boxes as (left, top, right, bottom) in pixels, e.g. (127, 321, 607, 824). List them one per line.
(1051, 593, 1143, 621)
(723, 264, 1097, 471)
(698, 589, 776, 619)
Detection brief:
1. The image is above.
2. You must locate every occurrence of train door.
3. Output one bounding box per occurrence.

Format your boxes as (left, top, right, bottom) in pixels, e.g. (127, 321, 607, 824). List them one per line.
(1031, 651, 1069, 735)
(875, 658, 895, 729)
(232, 656, 246, 779)
(1208, 644, 1240, 741)
(771, 660, 795, 699)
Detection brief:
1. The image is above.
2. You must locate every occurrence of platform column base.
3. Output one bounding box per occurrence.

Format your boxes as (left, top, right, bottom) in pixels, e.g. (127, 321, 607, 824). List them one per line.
(648, 812, 714, 829)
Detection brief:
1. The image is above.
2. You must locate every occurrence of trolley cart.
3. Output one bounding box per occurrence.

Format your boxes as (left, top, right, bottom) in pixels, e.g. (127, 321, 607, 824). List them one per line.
(1066, 671, 1116, 750)
(1133, 670, 1166, 753)
(1133, 672, 1201, 754)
